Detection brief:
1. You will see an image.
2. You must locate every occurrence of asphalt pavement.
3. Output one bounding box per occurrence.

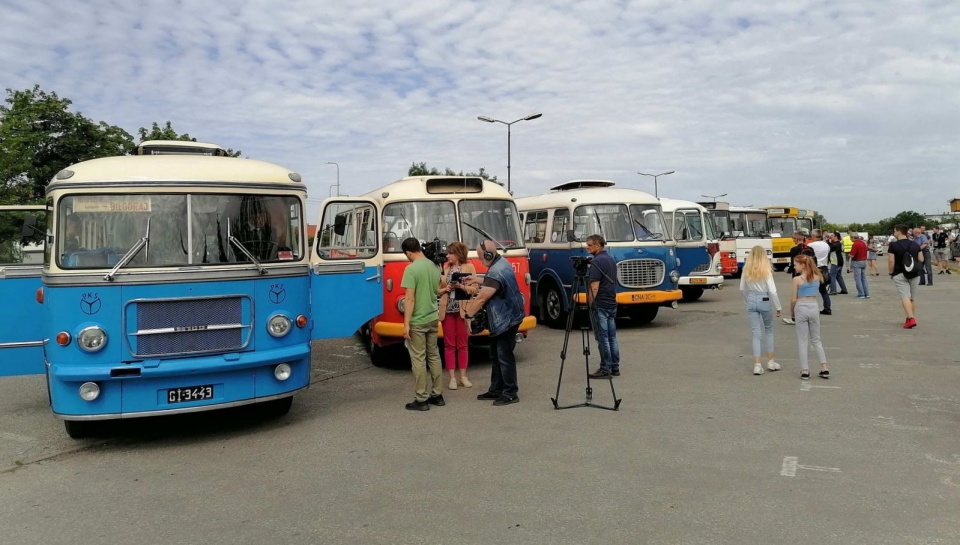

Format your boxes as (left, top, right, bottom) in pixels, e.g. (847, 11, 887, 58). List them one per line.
(1, 262, 958, 545)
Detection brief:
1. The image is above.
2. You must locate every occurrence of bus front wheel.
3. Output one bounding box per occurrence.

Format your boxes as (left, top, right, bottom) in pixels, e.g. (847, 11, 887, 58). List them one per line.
(628, 305, 659, 325)
(64, 420, 97, 440)
(262, 396, 293, 418)
(680, 287, 704, 301)
(542, 284, 568, 329)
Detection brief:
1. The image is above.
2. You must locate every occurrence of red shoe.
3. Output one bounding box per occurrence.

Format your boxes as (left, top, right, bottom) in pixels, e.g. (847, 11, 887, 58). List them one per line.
(903, 317, 917, 329)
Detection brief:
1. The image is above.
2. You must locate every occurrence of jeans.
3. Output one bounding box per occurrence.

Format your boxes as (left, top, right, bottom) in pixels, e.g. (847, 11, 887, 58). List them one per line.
(487, 323, 520, 397)
(818, 267, 831, 311)
(851, 260, 869, 296)
(744, 291, 774, 358)
(921, 249, 933, 284)
(407, 321, 442, 402)
(591, 305, 620, 372)
(829, 264, 847, 293)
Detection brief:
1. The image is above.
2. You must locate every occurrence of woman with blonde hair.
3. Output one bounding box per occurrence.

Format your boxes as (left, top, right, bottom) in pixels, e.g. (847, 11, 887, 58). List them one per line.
(791, 254, 830, 380)
(740, 246, 782, 375)
(438, 241, 478, 389)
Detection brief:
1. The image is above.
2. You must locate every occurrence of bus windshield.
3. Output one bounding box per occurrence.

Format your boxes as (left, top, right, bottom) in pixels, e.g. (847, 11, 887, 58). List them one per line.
(628, 204, 669, 241)
(382, 201, 459, 253)
(768, 217, 797, 236)
(458, 199, 523, 250)
(674, 210, 717, 241)
(57, 194, 303, 269)
(797, 217, 814, 235)
(728, 212, 769, 237)
(573, 204, 635, 242)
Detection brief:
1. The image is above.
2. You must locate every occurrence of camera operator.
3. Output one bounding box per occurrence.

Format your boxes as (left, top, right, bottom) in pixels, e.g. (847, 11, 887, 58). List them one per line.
(462, 240, 525, 406)
(400, 237, 444, 411)
(585, 235, 621, 379)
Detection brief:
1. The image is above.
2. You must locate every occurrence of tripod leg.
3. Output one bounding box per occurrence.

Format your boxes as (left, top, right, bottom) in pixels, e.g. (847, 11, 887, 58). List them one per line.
(552, 275, 581, 408)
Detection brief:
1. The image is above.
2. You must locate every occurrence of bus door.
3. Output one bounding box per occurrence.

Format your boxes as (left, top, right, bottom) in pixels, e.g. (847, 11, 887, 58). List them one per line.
(0, 207, 47, 376)
(671, 208, 709, 275)
(310, 198, 383, 339)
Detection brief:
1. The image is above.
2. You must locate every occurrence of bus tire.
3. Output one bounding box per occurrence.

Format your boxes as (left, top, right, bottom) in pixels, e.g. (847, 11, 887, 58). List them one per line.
(542, 284, 568, 329)
(628, 305, 659, 325)
(262, 396, 294, 418)
(368, 336, 389, 367)
(64, 420, 96, 440)
(680, 287, 704, 301)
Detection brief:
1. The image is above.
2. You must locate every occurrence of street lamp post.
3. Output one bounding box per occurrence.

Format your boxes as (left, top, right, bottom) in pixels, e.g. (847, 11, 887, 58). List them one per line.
(325, 162, 339, 197)
(477, 113, 542, 194)
(700, 193, 727, 203)
(637, 170, 675, 198)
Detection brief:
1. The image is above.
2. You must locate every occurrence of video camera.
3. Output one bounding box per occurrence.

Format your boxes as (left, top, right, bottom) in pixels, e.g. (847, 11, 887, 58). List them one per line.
(421, 238, 448, 266)
(570, 255, 593, 276)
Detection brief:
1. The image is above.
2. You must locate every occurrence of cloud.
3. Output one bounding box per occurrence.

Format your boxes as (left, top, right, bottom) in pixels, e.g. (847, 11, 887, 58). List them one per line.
(1, 0, 958, 222)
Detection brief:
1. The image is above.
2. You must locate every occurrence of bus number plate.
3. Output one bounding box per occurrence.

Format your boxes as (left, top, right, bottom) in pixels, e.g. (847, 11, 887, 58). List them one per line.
(690, 278, 707, 284)
(630, 294, 658, 302)
(167, 385, 214, 404)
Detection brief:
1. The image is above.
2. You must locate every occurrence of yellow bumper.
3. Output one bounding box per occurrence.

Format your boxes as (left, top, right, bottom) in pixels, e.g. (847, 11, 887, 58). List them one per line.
(574, 290, 682, 305)
(373, 314, 538, 339)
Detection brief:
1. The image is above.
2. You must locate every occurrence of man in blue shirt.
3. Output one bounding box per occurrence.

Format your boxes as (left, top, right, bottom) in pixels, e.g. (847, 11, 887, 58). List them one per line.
(585, 235, 621, 379)
(915, 225, 932, 285)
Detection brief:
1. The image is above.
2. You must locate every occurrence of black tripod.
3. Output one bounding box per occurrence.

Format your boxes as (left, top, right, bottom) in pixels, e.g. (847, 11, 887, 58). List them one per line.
(551, 268, 622, 411)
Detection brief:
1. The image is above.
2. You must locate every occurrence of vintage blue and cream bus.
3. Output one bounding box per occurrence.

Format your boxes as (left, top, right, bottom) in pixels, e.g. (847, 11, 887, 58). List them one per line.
(3, 142, 383, 438)
(658, 198, 724, 301)
(516, 180, 682, 327)
(0, 204, 47, 376)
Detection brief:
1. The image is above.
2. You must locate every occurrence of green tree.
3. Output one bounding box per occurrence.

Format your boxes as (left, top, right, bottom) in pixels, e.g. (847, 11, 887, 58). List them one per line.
(408, 162, 499, 184)
(0, 86, 133, 203)
(137, 121, 241, 157)
(877, 211, 927, 235)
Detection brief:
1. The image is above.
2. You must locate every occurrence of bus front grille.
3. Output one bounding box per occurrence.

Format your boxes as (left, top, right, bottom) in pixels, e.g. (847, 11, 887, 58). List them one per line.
(691, 262, 710, 274)
(130, 296, 251, 358)
(617, 259, 665, 289)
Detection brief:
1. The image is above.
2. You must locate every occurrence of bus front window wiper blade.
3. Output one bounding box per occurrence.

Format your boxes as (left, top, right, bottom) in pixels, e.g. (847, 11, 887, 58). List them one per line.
(227, 218, 267, 275)
(104, 218, 151, 282)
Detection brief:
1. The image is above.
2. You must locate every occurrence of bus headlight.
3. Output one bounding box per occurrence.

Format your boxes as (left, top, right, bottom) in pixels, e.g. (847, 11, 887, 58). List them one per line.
(396, 297, 406, 314)
(267, 314, 292, 337)
(274, 363, 292, 381)
(79, 382, 100, 401)
(77, 327, 107, 353)
(669, 270, 681, 284)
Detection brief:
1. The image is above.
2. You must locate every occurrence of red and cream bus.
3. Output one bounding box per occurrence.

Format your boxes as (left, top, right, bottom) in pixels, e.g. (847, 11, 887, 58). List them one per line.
(313, 176, 537, 365)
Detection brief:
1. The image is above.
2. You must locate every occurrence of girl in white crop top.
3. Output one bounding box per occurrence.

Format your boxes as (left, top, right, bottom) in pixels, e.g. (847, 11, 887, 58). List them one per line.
(740, 246, 782, 375)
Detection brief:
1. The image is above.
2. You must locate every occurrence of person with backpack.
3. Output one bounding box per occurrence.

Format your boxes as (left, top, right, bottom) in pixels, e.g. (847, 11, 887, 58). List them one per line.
(887, 224, 924, 329)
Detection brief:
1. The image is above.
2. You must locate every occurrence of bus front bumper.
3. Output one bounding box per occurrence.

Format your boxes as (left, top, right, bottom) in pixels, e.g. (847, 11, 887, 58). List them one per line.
(373, 315, 538, 339)
(678, 275, 724, 288)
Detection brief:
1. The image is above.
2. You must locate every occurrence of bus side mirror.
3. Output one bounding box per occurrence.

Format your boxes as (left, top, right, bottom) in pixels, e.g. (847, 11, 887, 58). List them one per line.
(21, 214, 38, 237)
(334, 215, 347, 236)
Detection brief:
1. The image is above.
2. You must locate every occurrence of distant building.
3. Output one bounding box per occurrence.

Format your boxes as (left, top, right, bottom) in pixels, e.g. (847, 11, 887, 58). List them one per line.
(951, 198, 960, 213)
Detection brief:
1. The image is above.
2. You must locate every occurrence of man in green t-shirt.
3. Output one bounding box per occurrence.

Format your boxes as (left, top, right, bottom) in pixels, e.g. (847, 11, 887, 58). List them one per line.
(400, 237, 444, 411)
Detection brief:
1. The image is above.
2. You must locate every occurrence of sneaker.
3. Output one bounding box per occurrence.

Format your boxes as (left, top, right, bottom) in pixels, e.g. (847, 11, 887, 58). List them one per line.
(448, 378, 458, 390)
(939, 271, 945, 275)
(820, 309, 832, 315)
(589, 369, 613, 379)
(904, 317, 917, 329)
(611, 369, 620, 376)
(827, 291, 838, 296)
(492, 395, 519, 406)
(459, 376, 473, 388)
(800, 371, 810, 380)
(818, 369, 830, 379)
(839, 290, 849, 294)
(477, 391, 501, 401)
(427, 394, 446, 406)
(782, 317, 795, 325)
(865, 295, 870, 299)
(405, 399, 430, 411)
(948, 270, 953, 275)
(766, 360, 781, 371)
(753, 363, 764, 375)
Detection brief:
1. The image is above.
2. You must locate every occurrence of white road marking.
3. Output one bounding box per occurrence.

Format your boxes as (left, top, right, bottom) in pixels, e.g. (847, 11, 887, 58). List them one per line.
(859, 363, 881, 369)
(873, 416, 929, 432)
(781, 456, 841, 477)
(800, 382, 841, 391)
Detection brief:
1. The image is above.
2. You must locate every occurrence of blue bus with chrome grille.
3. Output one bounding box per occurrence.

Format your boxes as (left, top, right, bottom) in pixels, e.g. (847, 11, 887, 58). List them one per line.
(515, 181, 682, 327)
(2, 142, 382, 438)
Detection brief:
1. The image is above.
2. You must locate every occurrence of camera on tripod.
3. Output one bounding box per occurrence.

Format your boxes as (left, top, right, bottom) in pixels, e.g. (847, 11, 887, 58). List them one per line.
(570, 255, 593, 276)
(421, 238, 448, 265)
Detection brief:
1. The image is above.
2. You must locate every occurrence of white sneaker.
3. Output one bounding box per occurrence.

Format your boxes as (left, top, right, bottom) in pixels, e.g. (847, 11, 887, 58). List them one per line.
(448, 378, 458, 390)
(782, 317, 795, 325)
(766, 360, 781, 371)
(753, 363, 764, 375)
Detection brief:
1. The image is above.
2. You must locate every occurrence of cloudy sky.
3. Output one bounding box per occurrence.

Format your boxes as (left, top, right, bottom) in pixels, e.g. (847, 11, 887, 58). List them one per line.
(2, 0, 957, 223)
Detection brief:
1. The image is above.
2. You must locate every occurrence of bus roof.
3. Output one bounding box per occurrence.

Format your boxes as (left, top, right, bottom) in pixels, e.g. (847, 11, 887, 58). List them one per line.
(47, 155, 303, 190)
(729, 205, 767, 213)
(0, 204, 45, 211)
(360, 176, 512, 202)
(658, 197, 707, 212)
(549, 180, 616, 191)
(515, 183, 659, 210)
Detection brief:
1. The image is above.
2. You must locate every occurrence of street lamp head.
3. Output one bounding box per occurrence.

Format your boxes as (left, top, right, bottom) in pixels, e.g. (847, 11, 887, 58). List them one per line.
(477, 116, 496, 123)
(523, 113, 543, 121)
(662, 170, 675, 176)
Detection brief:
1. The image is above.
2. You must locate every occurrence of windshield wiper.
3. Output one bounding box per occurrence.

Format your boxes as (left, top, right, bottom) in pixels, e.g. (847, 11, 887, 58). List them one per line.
(227, 218, 266, 275)
(634, 219, 664, 241)
(104, 218, 151, 282)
